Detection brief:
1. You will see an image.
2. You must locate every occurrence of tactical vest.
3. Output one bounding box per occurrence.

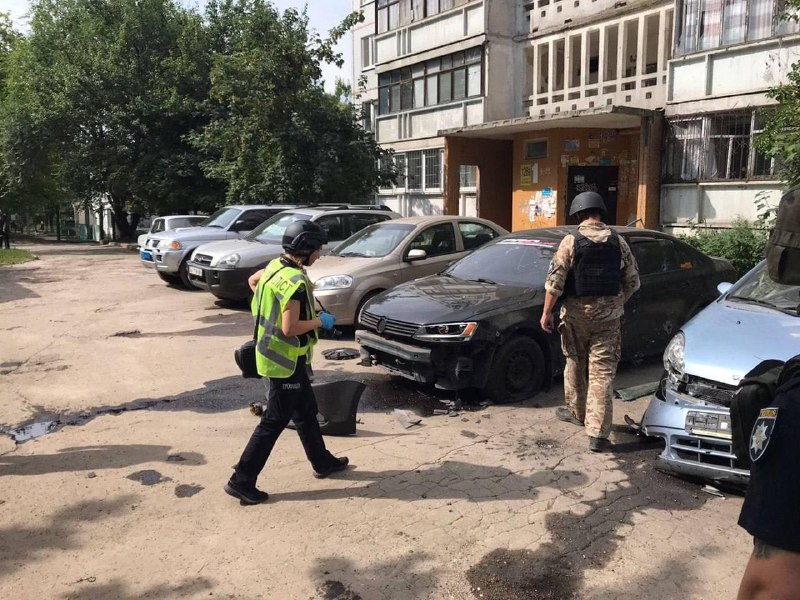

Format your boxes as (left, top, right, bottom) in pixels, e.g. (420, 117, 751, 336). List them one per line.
(564, 230, 622, 297)
(767, 186, 800, 285)
(252, 258, 318, 378)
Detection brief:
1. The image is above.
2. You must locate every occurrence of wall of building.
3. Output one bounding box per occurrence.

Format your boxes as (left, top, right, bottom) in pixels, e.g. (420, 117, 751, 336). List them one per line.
(510, 128, 641, 231)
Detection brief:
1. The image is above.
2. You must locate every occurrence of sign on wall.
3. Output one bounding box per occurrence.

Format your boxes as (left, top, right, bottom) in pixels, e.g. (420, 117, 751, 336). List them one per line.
(520, 162, 538, 186)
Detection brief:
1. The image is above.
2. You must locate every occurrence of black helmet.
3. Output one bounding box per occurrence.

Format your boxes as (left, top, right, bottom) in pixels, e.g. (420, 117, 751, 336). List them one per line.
(282, 219, 328, 254)
(767, 185, 800, 285)
(569, 191, 607, 216)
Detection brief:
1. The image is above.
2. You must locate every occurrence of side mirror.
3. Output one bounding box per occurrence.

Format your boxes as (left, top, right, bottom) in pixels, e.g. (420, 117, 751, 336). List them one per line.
(717, 282, 733, 295)
(405, 248, 427, 262)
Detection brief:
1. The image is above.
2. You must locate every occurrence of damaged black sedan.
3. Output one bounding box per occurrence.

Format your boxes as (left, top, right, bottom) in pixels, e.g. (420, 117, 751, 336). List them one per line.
(356, 227, 736, 403)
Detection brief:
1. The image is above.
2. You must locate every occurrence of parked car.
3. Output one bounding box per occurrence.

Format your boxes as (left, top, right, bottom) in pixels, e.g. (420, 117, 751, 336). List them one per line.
(640, 260, 800, 486)
(356, 227, 736, 403)
(186, 205, 401, 301)
(136, 215, 207, 250)
(308, 216, 508, 325)
(141, 205, 299, 287)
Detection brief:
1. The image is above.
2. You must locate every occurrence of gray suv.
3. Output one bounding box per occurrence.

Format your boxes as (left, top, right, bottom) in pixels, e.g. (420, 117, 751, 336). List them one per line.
(141, 204, 301, 287)
(186, 205, 400, 301)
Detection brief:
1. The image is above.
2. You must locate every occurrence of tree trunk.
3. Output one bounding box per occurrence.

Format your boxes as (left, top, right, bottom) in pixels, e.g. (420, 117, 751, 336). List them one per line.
(110, 195, 136, 242)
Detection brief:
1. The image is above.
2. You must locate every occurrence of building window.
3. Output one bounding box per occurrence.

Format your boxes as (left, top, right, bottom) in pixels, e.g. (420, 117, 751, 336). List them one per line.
(524, 139, 548, 159)
(377, 47, 482, 115)
(460, 165, 477, 188)
(664, 110, 778, 181)
(361, 36, 374, 70)
(361, 101, 375, 132)
(379, 149, 445, 192)
(379, 0, 473, 33)
(675, 0, 798, 55)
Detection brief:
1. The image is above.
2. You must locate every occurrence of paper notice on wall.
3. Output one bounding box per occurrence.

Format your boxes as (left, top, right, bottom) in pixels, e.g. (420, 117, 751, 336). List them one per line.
(528, 190, 557, 222)
(520, 162, 538, 186)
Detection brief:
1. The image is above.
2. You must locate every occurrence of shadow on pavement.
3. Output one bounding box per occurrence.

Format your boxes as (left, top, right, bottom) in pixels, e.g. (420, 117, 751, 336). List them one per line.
(0, 445, 205, 476)
(57, 577, 216, 600)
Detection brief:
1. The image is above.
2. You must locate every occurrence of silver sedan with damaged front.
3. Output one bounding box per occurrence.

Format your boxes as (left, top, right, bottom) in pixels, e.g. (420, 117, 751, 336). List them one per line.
(640, 260, 800, 486)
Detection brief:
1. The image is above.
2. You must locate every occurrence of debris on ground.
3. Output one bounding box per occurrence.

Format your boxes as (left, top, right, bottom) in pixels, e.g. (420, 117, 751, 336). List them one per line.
(614, 381, 660, 401)
(110, 330, 141, 338)
(321, 348, 360, 360)
(701, 484, 725, 498)
(623, 414, 643, 434)
(393, 409, 422, 429)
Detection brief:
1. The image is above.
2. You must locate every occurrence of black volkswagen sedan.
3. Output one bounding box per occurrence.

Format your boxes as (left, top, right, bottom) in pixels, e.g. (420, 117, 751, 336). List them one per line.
(356, 227, 736, 403)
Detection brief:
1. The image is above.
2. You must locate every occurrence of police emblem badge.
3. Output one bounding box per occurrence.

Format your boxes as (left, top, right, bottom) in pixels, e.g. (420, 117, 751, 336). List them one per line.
(749, 407, 779, 462)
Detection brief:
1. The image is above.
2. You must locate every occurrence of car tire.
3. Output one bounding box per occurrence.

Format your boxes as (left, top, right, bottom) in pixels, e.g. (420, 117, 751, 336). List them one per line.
(178, 260, 197, 289)
(157, 271, 181, 285)
(484, 335, 545, 403)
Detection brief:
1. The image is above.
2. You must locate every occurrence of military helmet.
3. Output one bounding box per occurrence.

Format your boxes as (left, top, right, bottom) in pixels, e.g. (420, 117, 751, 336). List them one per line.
(282, 219, 328, 254)
(767, 185, 800, 285)
(569, 191, 607, 216)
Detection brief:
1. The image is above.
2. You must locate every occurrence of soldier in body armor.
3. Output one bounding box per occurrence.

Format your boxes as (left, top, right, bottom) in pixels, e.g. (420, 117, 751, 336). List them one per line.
(540, 192, 640, 452)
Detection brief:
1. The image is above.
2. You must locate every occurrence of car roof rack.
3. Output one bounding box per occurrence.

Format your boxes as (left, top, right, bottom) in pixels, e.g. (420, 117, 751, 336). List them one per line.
(311, 203, 393, 211)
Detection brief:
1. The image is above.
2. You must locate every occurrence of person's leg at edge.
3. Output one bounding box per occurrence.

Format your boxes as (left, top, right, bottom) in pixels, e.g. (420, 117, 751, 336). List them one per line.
(585, 319, 622, 442)
(290, 357, 341, 472)
(231, 377, 293, 488)
(561, 319, 589, 422)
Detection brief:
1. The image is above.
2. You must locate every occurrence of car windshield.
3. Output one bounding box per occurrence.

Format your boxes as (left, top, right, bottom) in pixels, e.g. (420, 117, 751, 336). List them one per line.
(444, 237, 559, 286)
(203, 207, 241, 229)
(332, 223, 415, 257)
(727, 261, 800, 315)
(247, 212, 307, 243)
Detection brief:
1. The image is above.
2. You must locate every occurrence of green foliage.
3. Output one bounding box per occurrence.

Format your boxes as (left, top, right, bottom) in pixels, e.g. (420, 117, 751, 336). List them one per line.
(0, 248, 36, 265)
(681, 220, 767, 277)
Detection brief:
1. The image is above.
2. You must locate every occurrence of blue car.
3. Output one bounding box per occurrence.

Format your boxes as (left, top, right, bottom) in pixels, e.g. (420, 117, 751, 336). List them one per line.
(641, 260, 800, 486)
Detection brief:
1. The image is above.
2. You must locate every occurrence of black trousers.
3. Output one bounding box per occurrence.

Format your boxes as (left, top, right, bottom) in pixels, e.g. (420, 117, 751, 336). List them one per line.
(232, 356, 337, 486)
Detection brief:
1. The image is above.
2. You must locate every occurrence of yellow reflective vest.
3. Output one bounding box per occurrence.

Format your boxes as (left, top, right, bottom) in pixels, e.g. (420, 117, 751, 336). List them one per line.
(252, 258, 318, 378)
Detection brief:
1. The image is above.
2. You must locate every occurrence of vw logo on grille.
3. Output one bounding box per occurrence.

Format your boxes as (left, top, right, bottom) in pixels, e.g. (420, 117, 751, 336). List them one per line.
(376, 317, 388, 334)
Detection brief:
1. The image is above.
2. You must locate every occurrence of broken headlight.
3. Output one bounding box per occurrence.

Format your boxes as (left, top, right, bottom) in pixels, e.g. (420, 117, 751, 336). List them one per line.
(413, 322, 478, 341)
(663, 331, 685, 382)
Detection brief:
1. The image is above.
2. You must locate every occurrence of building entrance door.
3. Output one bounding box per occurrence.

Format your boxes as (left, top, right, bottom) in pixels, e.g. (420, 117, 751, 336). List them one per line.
(566, 166, 619, 225)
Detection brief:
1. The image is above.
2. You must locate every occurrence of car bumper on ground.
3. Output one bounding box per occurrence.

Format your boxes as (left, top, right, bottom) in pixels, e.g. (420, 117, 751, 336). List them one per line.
(641, 385, 749, 486)
(186, 262, 253, 300)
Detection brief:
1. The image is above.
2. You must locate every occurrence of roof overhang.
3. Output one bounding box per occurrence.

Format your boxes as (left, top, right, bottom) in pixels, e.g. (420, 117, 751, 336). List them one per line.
(440, 105, 653, 140)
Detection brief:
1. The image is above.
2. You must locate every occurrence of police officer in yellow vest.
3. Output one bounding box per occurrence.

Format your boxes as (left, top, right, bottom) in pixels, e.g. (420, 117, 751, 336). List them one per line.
(224, 220, 348, 505)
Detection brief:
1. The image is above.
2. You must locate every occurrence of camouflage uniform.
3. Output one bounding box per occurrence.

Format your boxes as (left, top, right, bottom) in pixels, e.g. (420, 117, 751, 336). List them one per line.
(544, 222, 640, 439)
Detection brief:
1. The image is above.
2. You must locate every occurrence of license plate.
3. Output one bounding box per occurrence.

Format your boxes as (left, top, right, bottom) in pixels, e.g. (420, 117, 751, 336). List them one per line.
(140, 251, 153, 261)
(686, 411, 732, 440)
(188, 266, 203, 277)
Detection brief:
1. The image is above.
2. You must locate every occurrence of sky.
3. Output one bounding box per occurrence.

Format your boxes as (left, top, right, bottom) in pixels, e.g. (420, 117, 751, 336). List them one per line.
(1, 0, 353, 91)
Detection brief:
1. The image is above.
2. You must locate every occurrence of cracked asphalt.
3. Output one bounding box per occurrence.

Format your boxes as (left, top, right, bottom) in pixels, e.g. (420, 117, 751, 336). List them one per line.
(0, 241, 752, 599)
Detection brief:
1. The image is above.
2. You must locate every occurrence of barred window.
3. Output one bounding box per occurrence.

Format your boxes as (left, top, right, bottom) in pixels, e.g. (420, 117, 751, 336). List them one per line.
(424, 149, 442, 189)
(406, 151, 423, 190)
(664, 110, 779, 181)
(378, 47, 482, 115)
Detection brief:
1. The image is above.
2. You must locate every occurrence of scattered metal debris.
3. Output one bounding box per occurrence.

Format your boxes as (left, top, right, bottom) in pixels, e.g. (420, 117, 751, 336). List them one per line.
(321, 348, 360, 360)
(110, 330, 141, 338)
(614, 382, 659, 401)
(701, 485, 725, 498)
(393, 409, 422, 429)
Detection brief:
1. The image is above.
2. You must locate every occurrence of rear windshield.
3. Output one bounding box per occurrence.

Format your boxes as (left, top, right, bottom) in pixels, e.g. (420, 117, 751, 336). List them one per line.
(332, 223, 415, 258)
(445, 238, 559, 286)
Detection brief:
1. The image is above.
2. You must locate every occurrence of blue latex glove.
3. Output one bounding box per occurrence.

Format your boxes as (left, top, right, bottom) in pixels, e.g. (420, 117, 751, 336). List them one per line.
(319, 311, 336, 330)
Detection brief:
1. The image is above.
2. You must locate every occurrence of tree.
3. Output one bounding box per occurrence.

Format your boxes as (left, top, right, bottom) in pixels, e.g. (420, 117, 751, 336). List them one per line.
(192, 0, 394, 204)
(756, 0, 800, 189)
(7, 0, 223, 240)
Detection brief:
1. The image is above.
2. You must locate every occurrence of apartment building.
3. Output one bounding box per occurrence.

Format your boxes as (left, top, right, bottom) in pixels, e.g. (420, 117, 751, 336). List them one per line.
(660, 0, 800, 234)
(352, 0, 799, 231)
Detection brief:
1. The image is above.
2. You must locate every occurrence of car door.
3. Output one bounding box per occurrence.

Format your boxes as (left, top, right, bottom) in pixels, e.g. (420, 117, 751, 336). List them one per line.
(397, 222, 459, 283)
(622, 233, 705, 358)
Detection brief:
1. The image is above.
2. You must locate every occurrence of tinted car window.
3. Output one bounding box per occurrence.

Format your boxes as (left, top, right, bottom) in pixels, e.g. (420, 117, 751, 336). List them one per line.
(348, 213, 392, 236)
(446, 238, 558, 285)
(232, 210, 269, 232)
(332, 223, 415, 258)
(315, 215, 347, 241)
(628, 237, 680, 276)
(409, 223, 456, 257)
(459, 221, 498, 250)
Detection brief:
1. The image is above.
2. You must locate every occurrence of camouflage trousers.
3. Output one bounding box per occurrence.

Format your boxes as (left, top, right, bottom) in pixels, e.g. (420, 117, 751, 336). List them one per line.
(559, 317, 622, 439)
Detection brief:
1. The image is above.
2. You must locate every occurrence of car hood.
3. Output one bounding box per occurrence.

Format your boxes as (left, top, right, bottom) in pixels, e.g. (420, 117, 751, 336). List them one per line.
(192, 239, 283, 267)
(364, 275, 538, 324)
(307, 255, 389, 281)
(149, 226, 234, 243)
(683, 299, 800, 386)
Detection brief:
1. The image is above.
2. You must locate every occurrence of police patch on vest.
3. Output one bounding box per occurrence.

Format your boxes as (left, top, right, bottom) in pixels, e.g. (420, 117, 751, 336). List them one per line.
(749, 407, 779, 462)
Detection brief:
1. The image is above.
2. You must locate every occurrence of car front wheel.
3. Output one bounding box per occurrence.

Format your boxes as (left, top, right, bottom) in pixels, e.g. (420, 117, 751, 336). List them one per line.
(483, 335, 545, 403)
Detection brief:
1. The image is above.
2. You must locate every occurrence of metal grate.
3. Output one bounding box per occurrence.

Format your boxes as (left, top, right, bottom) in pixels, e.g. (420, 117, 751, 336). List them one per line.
(193, 254, 212, 267)
(360, 310, 420, 338)
(672, 435, 736, 468)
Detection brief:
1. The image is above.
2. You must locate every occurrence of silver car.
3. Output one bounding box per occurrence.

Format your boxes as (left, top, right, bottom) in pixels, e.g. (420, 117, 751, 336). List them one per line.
(641, 260, 800, 486)
(308, 216, 508, 325)
(136, 215, 207, 251)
